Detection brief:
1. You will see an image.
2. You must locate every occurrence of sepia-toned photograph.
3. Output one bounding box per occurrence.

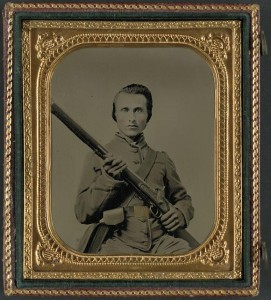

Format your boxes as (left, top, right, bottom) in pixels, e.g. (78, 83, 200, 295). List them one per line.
(51, 47, 215, 254)
(2, 2, 262, 296)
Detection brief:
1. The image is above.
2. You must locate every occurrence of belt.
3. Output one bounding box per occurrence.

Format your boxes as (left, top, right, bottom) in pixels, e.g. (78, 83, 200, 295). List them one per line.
(125, 205, 150, 221)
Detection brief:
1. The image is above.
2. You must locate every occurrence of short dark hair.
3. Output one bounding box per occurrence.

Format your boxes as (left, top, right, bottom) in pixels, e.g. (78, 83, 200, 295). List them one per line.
(112, 84, 153, 122)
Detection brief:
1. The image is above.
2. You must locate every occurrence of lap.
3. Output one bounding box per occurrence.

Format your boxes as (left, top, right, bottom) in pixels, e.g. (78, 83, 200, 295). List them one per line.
(98, 234, 190, 255)
(151, 234, 190, 254)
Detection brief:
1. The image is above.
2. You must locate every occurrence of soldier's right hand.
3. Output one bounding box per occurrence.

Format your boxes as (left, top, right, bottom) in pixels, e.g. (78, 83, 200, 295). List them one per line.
(102, 154, 127, 180)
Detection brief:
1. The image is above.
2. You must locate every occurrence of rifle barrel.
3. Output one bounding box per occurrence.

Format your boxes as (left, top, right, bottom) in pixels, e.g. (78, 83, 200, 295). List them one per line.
(51, 103, 108, 159)
(51, 103, 165, 215)
(51, 103, 199, 248)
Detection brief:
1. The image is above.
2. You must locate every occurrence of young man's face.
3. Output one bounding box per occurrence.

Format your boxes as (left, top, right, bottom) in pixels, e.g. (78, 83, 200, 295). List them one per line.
(114, 92, 148, 138)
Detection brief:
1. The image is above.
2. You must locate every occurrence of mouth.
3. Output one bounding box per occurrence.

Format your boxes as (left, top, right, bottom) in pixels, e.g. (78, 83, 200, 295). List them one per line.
(127, 125, 138, 129)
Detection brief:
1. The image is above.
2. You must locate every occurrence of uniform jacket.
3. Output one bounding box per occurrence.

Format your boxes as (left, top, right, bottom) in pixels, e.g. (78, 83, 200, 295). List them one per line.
(75, 132, 194, 251)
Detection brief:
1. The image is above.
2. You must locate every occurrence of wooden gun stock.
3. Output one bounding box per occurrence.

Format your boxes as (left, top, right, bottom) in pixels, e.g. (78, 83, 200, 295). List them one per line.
(51, 103, 200, 249)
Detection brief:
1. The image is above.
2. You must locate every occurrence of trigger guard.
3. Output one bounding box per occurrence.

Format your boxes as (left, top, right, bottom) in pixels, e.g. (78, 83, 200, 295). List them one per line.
(150, 205, 162, 219)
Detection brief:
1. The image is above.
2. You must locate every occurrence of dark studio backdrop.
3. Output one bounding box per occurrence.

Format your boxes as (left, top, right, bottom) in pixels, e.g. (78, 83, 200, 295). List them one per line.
(0, 0, 271, 299)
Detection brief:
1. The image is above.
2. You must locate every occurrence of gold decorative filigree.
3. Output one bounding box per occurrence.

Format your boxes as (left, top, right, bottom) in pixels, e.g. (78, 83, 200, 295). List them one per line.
(36, 242, 63, 266)
(33, 23, 232, 272)
(251, 7, 260, 292)
(3, 2, 260, 297)
(200, 241, 229, 266)
(201, 33, 230, 60)
(30, 270, 241, 280)
(35, 33, 65, 60)
(3, 7, 15, 296)
(232, 23, 243, 274)
(4, 2, 260, 12)
(21, 23, 37, 283)
(29, 20, 239, 30)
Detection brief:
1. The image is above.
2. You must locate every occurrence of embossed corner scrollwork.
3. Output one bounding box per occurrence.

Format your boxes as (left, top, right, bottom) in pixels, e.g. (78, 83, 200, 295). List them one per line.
(35, 242, 63, 267)
(200, 241, 229, 266)
(37, 30, 229, 268)
(35, 33, 65, 60)
(33, 24, 232, 273)
(201, 33, 230, 60)
(35, 31, 231, 63)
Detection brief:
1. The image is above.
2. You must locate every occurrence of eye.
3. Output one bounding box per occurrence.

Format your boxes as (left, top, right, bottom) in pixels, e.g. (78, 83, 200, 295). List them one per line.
(120, 107, 129, 112)
(135, 107, 143, 113)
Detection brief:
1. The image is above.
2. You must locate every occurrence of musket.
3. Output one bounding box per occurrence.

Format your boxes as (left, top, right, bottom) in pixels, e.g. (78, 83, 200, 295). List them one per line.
(51, 103, 199, 249)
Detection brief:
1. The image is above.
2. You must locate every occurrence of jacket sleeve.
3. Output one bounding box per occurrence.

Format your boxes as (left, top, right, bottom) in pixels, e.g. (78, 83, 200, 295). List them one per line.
(74, 152, 125, 224)
(163, 152, 194, 227)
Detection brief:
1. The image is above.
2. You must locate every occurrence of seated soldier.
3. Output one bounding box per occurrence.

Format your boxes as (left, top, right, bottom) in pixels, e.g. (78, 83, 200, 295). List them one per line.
(75, 83, 194, 254)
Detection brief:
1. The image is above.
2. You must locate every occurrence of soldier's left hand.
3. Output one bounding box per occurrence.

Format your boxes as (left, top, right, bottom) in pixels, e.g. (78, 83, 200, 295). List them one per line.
(160, 205, 186, 233)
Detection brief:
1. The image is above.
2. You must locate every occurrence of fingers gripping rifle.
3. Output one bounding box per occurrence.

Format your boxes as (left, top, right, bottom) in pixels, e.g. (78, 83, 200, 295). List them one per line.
(51, 103, 169, 218)
(51, 103, 199, 249)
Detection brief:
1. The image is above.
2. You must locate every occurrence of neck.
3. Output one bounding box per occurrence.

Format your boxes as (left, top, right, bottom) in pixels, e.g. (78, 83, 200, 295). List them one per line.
(116, 131, 146, 146)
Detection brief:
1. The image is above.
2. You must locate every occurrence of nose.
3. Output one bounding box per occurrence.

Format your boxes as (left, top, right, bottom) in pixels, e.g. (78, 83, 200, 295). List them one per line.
(128, 111, 136, 122)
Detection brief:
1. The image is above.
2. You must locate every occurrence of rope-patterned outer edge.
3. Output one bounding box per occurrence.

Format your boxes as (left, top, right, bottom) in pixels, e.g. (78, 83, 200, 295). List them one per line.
(251, 6, 260, 294)
(2, 2, 261, 12)
(3, 2, 260, 297)
(3, 6, 15, 295)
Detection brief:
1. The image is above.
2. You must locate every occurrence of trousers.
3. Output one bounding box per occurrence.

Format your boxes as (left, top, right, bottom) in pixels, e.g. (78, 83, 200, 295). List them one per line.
(98, 233, 190, 255)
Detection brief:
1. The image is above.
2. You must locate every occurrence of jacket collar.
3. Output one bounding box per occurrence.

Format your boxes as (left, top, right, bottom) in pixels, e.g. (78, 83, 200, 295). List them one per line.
(115, 132, 147, 149)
